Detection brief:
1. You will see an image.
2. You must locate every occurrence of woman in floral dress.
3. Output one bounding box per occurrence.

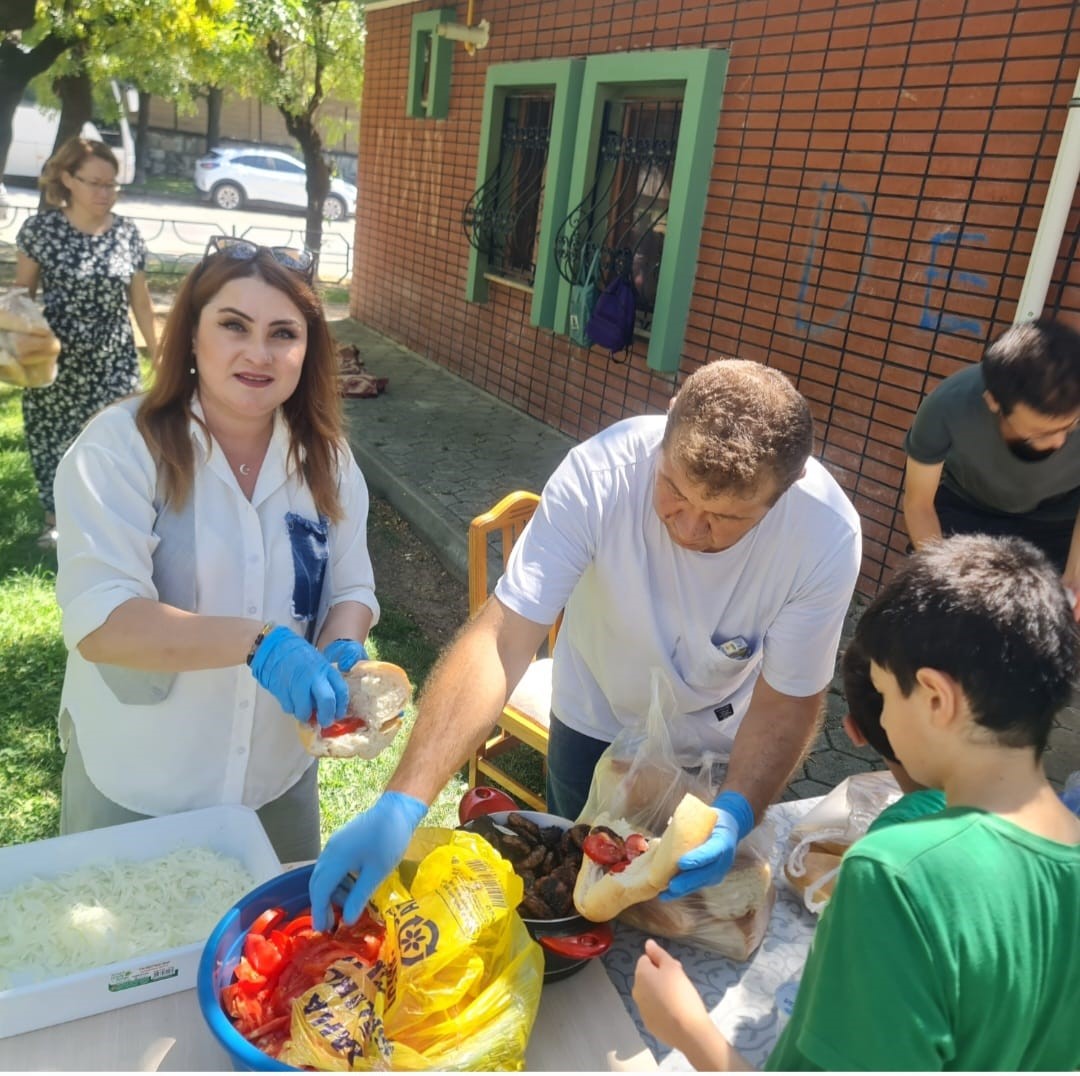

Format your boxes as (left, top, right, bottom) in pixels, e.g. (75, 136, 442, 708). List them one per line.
(14, 137, 157, 548)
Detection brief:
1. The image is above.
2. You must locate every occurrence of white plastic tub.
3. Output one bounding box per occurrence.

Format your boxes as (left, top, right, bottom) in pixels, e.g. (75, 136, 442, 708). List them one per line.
(0, 805, 281, 1039)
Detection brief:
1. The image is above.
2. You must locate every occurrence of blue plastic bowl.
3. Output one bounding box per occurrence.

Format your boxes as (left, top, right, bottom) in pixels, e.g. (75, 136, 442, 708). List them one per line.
(196, 865, 314, 1072)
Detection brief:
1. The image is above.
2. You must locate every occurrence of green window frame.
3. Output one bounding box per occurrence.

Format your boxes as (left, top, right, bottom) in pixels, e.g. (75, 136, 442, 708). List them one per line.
(464, 49, 726, 372)
(464, 59, 585, 328)
(407, 8, 455, 120)
(555, 49, 728, 373)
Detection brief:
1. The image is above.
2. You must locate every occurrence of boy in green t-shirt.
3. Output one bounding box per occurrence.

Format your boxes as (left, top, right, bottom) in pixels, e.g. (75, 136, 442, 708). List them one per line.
(633, 534, 1080, 1070)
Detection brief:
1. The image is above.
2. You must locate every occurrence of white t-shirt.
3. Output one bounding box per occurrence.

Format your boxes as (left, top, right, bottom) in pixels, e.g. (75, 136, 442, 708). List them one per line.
(495, 416, 861, 757)
(54, 396, 379, 816)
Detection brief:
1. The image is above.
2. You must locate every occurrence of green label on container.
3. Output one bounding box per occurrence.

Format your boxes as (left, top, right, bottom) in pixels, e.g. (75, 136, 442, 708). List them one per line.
(108, 960, 179, 992)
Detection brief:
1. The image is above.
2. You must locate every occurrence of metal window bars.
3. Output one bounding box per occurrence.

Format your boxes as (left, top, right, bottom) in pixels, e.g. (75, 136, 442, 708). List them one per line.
(554, 98, 682, 331)
(463, 95, 554, 286)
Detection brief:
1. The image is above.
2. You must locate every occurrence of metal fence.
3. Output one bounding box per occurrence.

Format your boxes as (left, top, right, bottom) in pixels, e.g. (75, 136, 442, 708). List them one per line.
(0, 200, 353, 286)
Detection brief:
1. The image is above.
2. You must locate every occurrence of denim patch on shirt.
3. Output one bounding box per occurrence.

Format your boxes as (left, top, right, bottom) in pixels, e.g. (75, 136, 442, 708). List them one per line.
(286, 512, 329, 632)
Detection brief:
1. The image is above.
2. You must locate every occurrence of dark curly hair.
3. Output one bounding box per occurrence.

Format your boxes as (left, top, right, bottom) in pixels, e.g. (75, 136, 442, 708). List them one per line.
(982, 318, 1080, 417)
(855, 534, 1080, 756)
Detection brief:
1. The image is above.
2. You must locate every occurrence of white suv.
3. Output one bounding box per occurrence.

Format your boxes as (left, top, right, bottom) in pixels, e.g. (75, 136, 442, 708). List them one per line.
(194, 147, 357, 221)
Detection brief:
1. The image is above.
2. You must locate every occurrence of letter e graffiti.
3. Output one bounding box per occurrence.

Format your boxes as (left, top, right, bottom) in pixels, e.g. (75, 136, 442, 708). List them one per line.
(919, 229, 988, 337)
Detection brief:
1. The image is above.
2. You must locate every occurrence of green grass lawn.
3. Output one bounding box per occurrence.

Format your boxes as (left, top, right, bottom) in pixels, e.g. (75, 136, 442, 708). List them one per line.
(0, 383, 476, 849)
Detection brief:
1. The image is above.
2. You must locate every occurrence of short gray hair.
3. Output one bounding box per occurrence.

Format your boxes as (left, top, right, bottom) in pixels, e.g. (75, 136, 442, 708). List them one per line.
(661, 359, 813, 500)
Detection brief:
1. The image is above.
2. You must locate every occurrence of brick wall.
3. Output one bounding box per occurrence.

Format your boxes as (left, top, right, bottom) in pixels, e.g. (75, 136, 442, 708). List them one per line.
(351, 0, 1080, 596)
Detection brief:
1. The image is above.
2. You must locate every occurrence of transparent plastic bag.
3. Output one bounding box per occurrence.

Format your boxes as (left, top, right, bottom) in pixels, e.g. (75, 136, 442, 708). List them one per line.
(0, 288, 59, 388)
(578, 668, 775, 959)
(280, 828, 544, 1071)
(783, 771, 902, 914)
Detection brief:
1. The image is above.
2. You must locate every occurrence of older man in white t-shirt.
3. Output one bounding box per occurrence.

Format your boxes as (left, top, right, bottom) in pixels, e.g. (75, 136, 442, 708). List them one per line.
(309, 359, 862, 930)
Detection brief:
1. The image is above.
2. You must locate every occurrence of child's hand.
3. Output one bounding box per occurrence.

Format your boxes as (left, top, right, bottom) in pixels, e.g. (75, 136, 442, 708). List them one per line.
(632, 938, 713, 1051)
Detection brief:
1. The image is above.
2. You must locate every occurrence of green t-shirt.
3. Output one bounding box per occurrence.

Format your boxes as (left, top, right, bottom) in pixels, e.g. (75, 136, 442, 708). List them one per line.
(905, 364, 1080, 521)
(867, 788, 946, 834)
(767, 808, 1080, 1071)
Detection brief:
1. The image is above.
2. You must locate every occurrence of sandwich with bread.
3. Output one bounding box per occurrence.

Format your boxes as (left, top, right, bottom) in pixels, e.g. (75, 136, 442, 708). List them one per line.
(573, 792, 719, 922)
(572, 791, 775, 961)
(296, 660, 411, 759)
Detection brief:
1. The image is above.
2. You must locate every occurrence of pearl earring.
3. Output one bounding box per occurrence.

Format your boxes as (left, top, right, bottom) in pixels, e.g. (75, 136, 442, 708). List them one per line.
(189, 366, 197, 375)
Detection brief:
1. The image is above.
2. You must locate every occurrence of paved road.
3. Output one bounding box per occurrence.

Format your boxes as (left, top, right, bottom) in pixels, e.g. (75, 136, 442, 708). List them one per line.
(0, 185, 354, 283)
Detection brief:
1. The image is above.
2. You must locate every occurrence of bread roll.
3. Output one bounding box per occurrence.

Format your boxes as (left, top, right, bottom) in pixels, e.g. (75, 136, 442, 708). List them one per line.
(296, 659, 411, 759)
(573, 793, 719, 922)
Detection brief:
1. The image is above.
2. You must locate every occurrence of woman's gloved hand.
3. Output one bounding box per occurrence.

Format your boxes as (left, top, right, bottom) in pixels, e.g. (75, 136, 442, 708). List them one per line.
(322, 638, 369, 672)
(309, 791, 427, 931)
(249, 625, 349, 727)
(661, 790, 755, 900)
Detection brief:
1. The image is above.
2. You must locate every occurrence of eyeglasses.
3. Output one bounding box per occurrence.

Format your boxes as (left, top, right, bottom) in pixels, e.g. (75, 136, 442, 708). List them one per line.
(201, 235, 318, 283)
(71, 174, 121, 194)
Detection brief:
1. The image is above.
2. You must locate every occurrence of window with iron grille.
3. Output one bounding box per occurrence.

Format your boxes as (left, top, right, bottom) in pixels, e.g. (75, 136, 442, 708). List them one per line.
(555, 97, 681, 337)
(463, 94, 553, 287)
(462, 50, 726, 374)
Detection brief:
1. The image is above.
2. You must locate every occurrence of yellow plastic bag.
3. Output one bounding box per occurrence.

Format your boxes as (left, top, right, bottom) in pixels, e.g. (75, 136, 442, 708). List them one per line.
(280, 828, 544, 1071)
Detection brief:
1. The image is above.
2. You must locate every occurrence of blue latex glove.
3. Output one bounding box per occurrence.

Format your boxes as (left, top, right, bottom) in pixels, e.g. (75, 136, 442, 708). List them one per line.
(309, 791, 427, 931)
(661, 790, 755, 900)
(249, 625, 349, 728)
(322, 638, 369, 673)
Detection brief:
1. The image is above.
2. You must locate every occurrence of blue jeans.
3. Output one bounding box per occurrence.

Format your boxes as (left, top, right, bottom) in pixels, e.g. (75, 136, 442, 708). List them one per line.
(546, 713, 611, 822)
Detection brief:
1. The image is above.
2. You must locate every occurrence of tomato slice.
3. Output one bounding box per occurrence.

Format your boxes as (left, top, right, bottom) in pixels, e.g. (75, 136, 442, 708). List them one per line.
(308, 715, 367, 739)
(234, 958, 267, 985)
(248, 906, 287, 937)
(282, 913, 314, 936)
(583, 829, 626, 866)
(244, 932, 286, 978)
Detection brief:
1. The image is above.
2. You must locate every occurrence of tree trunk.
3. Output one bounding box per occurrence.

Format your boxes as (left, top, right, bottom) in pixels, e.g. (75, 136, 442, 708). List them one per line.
(283, 110, 329, 257)
(53, 67, 93, 151)
(0, 34, 71, 175)
(206, 86, 223, 153)
(134, 90, 151, 183)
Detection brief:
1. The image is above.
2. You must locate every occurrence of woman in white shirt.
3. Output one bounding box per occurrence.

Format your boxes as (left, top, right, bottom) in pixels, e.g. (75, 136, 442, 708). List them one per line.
(53, 237, 379, 862)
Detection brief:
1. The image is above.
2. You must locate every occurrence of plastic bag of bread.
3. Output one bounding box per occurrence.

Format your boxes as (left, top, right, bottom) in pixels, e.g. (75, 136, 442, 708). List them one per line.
(572, 668, 775, 961)
(783, 771, 902, 914)
(0, 288, 60, 388)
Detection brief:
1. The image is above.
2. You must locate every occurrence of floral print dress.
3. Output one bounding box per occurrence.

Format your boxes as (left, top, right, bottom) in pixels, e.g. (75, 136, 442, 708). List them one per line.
(16, 210, 146, 513)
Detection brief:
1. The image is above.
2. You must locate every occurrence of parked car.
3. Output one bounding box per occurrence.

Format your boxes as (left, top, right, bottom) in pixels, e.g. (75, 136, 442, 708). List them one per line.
(193, 146, 357, 221)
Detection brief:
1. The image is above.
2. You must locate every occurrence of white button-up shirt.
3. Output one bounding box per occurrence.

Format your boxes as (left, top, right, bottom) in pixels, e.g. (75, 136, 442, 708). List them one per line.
(54, 396, 379, 816)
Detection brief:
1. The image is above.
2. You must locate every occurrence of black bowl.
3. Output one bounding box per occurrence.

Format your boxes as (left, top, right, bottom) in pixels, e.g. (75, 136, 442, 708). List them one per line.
(459, 808, 612, 982)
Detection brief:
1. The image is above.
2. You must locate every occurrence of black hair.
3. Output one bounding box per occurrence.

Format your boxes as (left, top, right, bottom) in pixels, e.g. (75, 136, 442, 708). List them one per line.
(855, 535, 1079, 755)
(840, 639, 896, 763)
(981, 318, 1080, 416)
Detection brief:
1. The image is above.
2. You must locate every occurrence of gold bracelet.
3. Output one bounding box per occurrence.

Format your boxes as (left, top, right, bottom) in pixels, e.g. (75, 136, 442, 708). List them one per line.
(246, 621, 276, 667)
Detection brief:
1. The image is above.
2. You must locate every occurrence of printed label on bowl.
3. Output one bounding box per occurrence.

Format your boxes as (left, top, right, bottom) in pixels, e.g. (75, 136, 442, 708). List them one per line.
(107, 960, 179, 992)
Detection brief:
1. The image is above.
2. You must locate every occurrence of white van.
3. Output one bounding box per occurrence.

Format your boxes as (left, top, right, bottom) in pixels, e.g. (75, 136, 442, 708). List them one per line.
(5, 83, 135, 184)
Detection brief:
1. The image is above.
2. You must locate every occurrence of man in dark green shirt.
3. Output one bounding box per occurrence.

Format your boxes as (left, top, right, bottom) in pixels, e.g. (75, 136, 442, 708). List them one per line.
(903, 319, 1080, 604)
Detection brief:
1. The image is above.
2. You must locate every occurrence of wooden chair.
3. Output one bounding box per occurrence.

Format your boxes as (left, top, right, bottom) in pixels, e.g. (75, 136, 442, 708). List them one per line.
(466, 490, 560, 811)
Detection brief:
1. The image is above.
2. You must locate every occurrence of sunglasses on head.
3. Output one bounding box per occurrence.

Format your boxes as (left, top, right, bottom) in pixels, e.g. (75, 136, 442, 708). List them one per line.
(201, 235, 318, 282)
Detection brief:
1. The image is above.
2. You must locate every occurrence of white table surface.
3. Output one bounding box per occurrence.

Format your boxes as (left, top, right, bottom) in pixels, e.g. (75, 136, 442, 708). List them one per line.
(2, 799, 820, 1072)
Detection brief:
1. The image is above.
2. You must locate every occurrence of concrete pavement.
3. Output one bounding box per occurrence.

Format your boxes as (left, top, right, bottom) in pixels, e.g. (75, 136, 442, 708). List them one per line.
(330, 316, 1080, 798)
